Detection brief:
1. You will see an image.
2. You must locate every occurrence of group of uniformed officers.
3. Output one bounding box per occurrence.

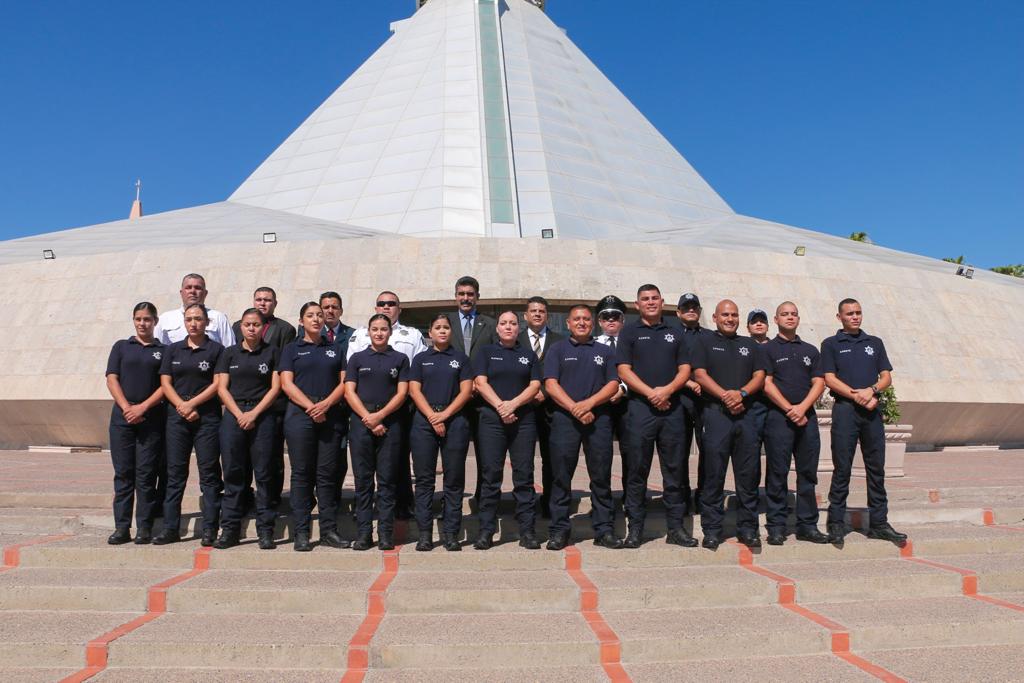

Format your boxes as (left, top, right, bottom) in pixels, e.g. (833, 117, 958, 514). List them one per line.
(104, 273, 907, 553)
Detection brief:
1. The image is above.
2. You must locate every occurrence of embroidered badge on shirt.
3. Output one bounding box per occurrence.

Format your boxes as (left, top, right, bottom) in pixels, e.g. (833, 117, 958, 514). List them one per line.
(865, 346, 875, 356)
(152, 351, 161, 360)
(325, 349, 336, 358)
(739, 347, 750, 357)
(258, 363, 269, 375)
(594, 355, 605, 366)
(518, 356, 529, 365)
(389, 367, 399, 378)
(664, 333, 675, 343)
(399, 329, 408, 336)
(198, 360, 210, 371)
(803, 356, 812, 366)
(449, 360, 461, 369)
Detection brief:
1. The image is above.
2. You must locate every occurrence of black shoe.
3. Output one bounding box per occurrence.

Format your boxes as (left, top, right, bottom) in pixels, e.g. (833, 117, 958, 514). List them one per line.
(351, 534, 373, 551)
(320, 529, 351, 549)
(293, 533, 313, 552)
(796, 528, 830, 544)
(133, 528, 152, 545)
(666, 528, 699, 548)
(737, 531, 762, 549)
(519, 532, 541, 550)
(473, 532, 494, 550)
(867, 523, 908, 544)
(594, 533, 624, 550)
(702, 532, 722, 550)
(623, 529, 643, 549)
(827, 523, 848, 544)
(442, 534, 462, 552)
(107, 528, 131, 545)
(152, 529, 181, 546)
(200, 529, 216, 547)
(378, 531, 395, 551)
(415, 531, 433, 552)
(213, 530, 240, 550)
(766, 531, 786, 546)
(546, 532, 570, 551)
(257, 531, 276, 550)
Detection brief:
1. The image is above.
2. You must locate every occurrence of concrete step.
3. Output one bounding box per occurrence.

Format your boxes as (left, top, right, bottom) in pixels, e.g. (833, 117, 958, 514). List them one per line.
(0, 507, 91, 534)
(0, 669, 79, 683)
(363, 665, 609, 682)
(605, 605, 831, 662)
(866, 643, 1024, 683)
(624, 654, 878, 682)
(368, 613, 600, 669)
(106, 612, 362, 669)
(0, 610, 141, 667)
(926, 554, 1024, 593)
(587, 564, 777, 610)
(0, 567, 179, 611)
(165, 568, 376, 614)
(90, 668, 344, 682)
(763, 557, 963, 602)
(811, 596, 1024, 651)
(906, 523, 1024, 555)
(387, 569, 578, 613)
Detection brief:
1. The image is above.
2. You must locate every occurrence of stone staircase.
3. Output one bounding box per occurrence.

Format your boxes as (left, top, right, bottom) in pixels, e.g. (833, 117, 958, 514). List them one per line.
(1, 449, 1024, 682)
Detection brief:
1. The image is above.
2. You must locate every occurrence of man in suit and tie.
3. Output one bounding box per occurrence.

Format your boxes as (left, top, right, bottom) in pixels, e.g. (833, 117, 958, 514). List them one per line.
(231, 286, 297, 508)
(518, 296, 565, 517)
(319, 291, 355, 346)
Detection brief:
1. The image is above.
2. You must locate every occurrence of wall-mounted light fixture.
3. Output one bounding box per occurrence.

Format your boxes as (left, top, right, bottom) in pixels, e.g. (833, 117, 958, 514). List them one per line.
(43, 249, 55, 260)
(541, 229, 554, 239)
(262, 232, 277, 244)
(793, 246, 806, 256)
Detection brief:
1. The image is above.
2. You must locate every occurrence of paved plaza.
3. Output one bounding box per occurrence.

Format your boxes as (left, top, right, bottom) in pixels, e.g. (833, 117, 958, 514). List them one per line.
(1, 447, 1022, 682)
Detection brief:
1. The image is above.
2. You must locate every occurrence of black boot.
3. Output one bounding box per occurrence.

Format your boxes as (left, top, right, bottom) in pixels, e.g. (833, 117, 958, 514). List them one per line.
(473, 532, 494, 550)
(378, 531, 395, 551)
(107, 528, 131, 545)
(213, 530, 240, 549)
(546, 531, 570, 551)
(133, 527, 152, 545)
(415, 531, 433, 552)
(518, 531, 541, 550)
(351, 534, 374, 551)
(152, 529, 181, 546)
(293, 532, 313, 552)
(257, 530, 276, 550)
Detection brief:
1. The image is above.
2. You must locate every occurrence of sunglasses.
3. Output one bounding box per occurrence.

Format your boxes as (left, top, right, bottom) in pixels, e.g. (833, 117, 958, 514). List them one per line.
(376, 301, 399, 307)
(598, 312, 623, 321)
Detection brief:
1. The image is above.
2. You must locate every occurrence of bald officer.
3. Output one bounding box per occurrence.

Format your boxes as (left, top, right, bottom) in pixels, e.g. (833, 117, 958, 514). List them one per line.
(761, 302, 829, 545)
(691, 300, 766, 549)
(543, 304, 623, 550)
(616, 284, 694, 549)
(821, 298, 906, 545)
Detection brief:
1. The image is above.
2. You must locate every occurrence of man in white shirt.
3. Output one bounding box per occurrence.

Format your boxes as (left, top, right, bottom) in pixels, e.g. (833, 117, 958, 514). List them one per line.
(594, 295, 630, 503)
(345, 291, 426, 362)
(154, 273, 235, 346)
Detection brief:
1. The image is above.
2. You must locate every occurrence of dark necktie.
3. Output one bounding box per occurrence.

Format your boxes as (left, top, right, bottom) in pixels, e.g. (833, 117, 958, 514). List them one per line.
(327, 328, 335, 343)
(610, 336, 616, 350)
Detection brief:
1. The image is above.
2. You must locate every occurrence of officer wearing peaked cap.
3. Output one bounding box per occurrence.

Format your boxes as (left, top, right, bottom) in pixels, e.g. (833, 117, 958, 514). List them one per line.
(675, 292, 713, 511)
(593, 295, 631, 503)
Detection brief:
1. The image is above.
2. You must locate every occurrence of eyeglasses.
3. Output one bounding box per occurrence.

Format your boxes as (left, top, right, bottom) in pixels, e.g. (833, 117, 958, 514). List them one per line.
(376, 301, 399, 308)
(598, 312, 623, 321)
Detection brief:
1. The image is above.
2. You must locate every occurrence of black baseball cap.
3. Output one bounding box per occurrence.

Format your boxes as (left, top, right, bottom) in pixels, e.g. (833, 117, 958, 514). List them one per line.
(596, 295, 626, 316)
(747, 309, 768, 324)
(677, 293, 700, 309)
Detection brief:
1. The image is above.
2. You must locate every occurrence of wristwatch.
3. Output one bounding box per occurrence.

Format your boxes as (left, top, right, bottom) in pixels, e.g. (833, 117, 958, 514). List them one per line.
(871, 384, 880, 397)
(739, 389, 749, 399)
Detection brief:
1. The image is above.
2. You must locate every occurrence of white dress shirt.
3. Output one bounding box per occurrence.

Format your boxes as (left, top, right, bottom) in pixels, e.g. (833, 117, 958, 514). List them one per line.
(155, 306, 235, 346)
(345, 320, 427, 363)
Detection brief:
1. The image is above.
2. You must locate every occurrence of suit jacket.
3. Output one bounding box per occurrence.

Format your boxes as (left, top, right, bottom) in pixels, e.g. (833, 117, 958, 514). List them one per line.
(448, 310, 498, 361)
(517, 326, 564, 362)
(231, 316, 297, 351)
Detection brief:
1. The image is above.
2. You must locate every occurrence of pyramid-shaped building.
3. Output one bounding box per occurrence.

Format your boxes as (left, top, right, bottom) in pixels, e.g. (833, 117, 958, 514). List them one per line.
(1, 0, 1022, 449)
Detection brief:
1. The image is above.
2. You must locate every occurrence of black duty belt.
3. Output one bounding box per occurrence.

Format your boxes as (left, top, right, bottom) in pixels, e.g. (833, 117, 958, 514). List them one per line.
(305, 395, 327, 403)
(430, 403, 449, 412)
(365, 403, 385, 413)
(236, 399, 261, 409)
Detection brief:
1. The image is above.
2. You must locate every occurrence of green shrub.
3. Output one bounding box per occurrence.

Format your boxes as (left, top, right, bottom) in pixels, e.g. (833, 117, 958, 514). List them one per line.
(879, 386, 901, 425)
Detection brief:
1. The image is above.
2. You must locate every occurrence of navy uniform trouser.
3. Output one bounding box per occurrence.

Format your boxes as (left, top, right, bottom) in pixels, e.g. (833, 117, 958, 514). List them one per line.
(624, 399, 690, 534)
(266, 404, 287, 504)
(548, 410, 614, 537)
(410, 411, 470, 535)
(681, 393, 705, 500)
(395, 403, 415, 511)
(828, 399, 888, 526)
(534, 403, 555, 505)
(350, 412, 403, 537)
(699, 404, 761, 536)
(608, 399, 630, 500)
(109, 405, 164, 530)
(476, 407, 537, 536)
(284, 403, 345, 536)
(164, 409, 222, 534)
(219, 408, 276, 535)
(764, 408, 821, 533)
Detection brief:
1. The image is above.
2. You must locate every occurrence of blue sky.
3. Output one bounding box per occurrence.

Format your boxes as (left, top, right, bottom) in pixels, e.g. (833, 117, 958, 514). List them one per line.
(1, 1, 1020, 267)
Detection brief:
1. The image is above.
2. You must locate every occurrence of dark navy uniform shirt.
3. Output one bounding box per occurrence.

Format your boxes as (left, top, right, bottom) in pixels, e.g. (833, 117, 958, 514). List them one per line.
(409, 346, 472, 406)
(473, 342, 542, 402)
(615, 318, 690, 392)
(689, 331, 766, 404)
(279, 336, 348, 399)
(215, 341, 280, 404)
(159, 336, 224, 408)
(106, 337, 165, 404)
(346, 347, 409, 406)
(763, 335, 823, 406)
(820, 329, 893, 391)
(543, 337, 618, 403)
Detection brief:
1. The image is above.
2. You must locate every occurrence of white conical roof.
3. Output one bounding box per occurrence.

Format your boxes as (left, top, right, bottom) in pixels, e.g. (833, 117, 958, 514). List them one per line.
(229, 0, 733, 239)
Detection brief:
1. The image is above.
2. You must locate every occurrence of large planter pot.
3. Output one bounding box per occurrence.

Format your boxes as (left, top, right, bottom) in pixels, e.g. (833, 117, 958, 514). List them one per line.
(816, 410, 912, 478)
